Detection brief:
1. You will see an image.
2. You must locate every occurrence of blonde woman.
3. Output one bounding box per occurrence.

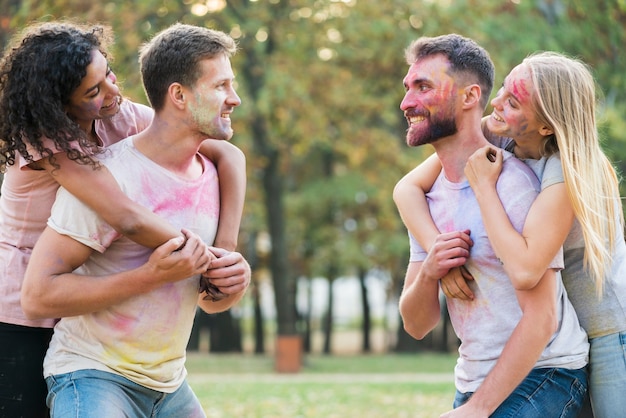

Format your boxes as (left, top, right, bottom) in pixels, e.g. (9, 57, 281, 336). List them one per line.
(394, 51, 626, 418)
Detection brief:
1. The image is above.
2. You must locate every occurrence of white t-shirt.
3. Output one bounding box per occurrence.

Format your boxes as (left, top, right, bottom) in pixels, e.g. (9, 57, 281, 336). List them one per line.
(409, 151, 589, 393)
(43, 136, 219, 392)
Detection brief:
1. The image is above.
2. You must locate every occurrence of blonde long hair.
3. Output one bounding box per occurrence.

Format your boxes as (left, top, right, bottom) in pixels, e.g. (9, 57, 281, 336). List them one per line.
(526, 51, 622, 296)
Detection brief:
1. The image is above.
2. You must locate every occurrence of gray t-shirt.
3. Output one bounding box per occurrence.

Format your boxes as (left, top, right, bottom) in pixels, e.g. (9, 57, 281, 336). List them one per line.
(520, 150, 626, 339)
(409, 151, 589, 393)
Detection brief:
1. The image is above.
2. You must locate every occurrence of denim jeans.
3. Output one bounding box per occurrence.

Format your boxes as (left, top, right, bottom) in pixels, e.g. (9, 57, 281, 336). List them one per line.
(45, 369, 205, 418)
(588, 331, 626, 418)
(453, 367, 588, 418)
(0, 322, 53, 418)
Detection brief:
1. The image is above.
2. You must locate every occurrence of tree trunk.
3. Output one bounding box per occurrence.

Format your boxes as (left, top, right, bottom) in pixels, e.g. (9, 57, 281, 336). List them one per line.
(252, 283, 265, 354)
(358, 268, 371, 353)
(301, 278, 313, 353)
(187, 309, 212, 352)
(209, 311, 242, 353)
(262, 149, 296, 335)
(322, 274, 336, 354)
(239, 34, 297, 337)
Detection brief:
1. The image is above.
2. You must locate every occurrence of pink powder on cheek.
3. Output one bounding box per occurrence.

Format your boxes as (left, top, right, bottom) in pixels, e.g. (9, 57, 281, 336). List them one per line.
(87, 101, 103, 113)
(432, 87, 450, 102)
(66, 100, 101, 120)
(501, 109, 532, 138)
(78, 102, 107, 125)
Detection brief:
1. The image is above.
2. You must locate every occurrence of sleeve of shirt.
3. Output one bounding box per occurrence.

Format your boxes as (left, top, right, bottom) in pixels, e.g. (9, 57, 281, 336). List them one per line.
(18, 137, 84, 169)
(47, 187, 120, 253)
(541, 153, 564, 190)
(542, 153, 565, 270)
(408, 232, 427, 263)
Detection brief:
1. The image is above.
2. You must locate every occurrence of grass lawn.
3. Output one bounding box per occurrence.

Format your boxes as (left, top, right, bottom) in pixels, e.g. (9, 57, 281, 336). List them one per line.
(186, 352, 457, 418)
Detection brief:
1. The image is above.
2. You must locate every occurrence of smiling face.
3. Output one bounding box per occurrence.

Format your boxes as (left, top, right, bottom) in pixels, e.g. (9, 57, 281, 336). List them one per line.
(487, 63, 549, 155)
(64, 49, 121, 132)
(400, 55, 459, 148)
(185, 54, 241, 141)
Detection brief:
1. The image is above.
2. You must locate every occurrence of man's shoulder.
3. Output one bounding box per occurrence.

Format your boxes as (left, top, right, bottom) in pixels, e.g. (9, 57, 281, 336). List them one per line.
(97, 137, 138, 174)
(101, 135, 132, 156)
(498, 151, 541, 194)
(501, 152, 538, 178)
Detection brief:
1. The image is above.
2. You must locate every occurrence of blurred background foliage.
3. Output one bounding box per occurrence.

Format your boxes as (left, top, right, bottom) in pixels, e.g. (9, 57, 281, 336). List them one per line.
(2, 0, 625, 354)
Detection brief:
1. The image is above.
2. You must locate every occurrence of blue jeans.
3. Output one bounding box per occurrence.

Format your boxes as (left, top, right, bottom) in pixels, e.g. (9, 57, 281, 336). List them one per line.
(45, 369, 205, 418)
(454, 367, 588, 418)
(588, 331, 626, 418)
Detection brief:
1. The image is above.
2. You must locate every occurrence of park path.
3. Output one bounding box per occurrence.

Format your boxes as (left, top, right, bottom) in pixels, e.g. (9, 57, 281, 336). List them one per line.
(187, 372, 454, 384)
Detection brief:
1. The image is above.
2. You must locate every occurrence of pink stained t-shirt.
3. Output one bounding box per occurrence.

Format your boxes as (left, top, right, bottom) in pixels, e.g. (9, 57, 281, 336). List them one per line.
(43, 137, 219, 392)
(0, 100, 153, 328)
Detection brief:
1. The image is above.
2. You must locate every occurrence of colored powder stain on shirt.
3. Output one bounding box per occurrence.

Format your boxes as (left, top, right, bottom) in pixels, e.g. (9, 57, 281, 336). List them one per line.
(135, 159, 220, 222)
(43, 136, 221, 391)
(108, 311, 138, 335)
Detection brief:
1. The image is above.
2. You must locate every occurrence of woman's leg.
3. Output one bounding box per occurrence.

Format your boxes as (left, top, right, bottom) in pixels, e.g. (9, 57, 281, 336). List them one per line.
(588, 332, 626, 418)
(0, 322, 53, 418)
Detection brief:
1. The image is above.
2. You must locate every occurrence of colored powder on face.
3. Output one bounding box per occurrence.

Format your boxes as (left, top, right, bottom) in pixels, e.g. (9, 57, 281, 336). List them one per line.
(511, 80, 530, 104)
(508, 65, 533, 105)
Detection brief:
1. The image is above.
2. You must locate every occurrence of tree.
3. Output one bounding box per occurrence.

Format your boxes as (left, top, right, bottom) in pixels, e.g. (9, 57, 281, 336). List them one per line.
(6, 0, 626, 355)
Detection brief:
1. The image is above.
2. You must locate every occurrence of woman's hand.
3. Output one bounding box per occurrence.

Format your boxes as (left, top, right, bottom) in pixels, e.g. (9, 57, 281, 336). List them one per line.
(465, 145, 503, 194)
(440, 266, 475, 301)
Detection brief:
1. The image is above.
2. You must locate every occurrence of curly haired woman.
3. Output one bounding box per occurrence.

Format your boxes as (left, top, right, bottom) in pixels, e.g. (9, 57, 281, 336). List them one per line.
(0, 21, 246, 417)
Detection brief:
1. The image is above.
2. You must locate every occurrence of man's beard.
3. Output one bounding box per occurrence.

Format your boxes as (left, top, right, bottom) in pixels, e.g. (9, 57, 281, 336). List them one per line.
(406, 110, 457, 147)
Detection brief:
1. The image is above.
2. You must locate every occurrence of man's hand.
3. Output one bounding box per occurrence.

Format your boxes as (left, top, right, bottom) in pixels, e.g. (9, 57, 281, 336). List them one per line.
(146, 228, 214, 286)
(421, 230, 473, 282)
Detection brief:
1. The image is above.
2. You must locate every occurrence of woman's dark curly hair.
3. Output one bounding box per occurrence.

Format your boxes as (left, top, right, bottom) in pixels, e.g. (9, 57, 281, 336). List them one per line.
(0, 21, 114, 170)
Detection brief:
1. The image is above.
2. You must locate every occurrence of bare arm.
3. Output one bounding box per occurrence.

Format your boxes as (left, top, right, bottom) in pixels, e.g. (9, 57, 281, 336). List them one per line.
(394, 154, 476, 300)
(465, 146, 574, 289)
(399, 232, 472, 339)
(440, 268, 558, 417)
(21, 228, 212, 319)
(393, 153, 442, 249)
(34, 154, 182, 248)
(199, 140, 246, 251)
(399, 261, 441, 339)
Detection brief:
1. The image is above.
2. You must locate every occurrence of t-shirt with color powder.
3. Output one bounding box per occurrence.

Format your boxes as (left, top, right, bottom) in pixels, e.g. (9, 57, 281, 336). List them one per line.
(43, 135, 219, 393)
(409, 150, 589, 394)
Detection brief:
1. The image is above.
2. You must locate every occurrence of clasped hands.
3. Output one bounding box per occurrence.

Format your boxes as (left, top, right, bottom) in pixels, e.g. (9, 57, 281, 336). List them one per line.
(147, 228, 250, 301)
(422, 230, 475, 301)
(428, 145, 502, 301)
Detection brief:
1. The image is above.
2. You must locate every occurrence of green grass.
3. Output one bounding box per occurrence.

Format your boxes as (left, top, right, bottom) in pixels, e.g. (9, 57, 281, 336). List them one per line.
(186, 353, 457, 417)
